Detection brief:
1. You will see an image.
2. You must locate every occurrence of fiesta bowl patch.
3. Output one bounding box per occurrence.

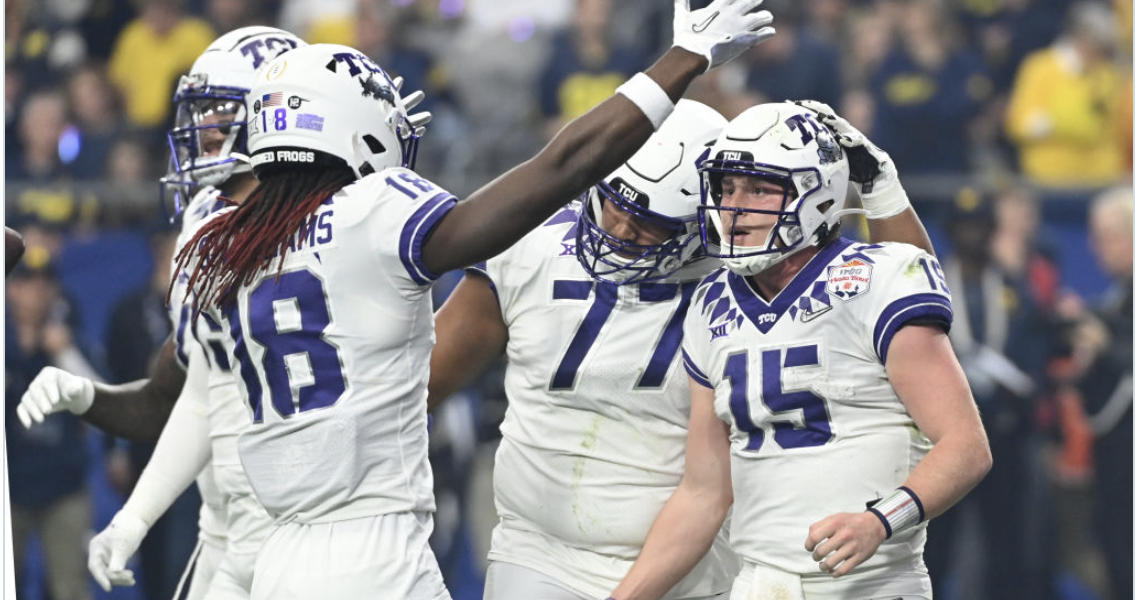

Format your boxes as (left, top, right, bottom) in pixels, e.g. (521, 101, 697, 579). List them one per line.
(826, 259, 872, 301)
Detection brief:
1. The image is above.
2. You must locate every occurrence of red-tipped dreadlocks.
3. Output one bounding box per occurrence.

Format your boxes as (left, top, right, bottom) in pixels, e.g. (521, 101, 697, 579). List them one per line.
(170, 168, 357, 315)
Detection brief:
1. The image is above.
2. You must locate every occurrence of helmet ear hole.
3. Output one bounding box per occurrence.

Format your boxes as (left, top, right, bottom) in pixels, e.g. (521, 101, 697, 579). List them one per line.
(361, 134, 385, 154)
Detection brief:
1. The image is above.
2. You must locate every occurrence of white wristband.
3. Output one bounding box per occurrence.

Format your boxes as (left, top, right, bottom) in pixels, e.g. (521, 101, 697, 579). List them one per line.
(861, 183, 912, 220)
(616, 73, 675, 130)
(867, 486, 925, 538)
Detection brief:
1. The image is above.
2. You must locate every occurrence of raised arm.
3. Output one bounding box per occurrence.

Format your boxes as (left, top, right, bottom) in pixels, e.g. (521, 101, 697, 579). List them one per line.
(608, 378, 734, 600)
(422, 0, 776, 274)
(794, 99, 935, 255)
(866, 209, 933, 254)
(428, 272, 508, 411)
(804, 324, 991, 577)
(18, 335, 186, 442)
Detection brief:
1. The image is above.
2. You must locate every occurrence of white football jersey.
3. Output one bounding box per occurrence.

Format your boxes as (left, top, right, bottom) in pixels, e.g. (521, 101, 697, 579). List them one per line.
(173, 187, 276, 588)
(198, 319, 272, 557)
(476, 204, 736, 598)
(171, 186, 230, 367)
(682, 239, 953, 576)
(196, 167, 456, 524)
(171, 186, 253, 472)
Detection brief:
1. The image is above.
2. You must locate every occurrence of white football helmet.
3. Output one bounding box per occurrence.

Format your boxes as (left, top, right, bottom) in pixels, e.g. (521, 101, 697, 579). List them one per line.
(246, 43, 420, 179)
(698, 102, 852, 277)
(162, 27, 306, 212)
(576, 100, 727, 285)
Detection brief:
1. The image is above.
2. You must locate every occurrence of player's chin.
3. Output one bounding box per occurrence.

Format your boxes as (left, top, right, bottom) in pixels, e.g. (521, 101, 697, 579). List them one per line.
(723, 231, 769, 250)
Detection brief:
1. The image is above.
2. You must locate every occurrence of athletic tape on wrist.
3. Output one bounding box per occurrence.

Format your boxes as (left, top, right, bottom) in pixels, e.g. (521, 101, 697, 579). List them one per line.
(867, 486, 925, 539)
(862, 184, 912, 220)
(616, 73, 675, 130)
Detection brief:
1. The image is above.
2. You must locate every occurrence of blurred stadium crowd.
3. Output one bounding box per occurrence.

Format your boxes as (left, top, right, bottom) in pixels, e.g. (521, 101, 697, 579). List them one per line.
(4, 0, 1133, 599)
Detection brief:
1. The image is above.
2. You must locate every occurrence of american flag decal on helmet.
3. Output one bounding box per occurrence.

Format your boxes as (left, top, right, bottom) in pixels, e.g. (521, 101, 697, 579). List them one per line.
(262, 92, 284, 107)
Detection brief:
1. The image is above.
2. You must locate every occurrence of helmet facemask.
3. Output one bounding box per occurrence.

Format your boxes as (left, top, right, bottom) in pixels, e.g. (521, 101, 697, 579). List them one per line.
(572, 99, 726, 285)
(575, 182, 701, 285)
(159, 26, 307, 219)
(697, 103, 852, 278)
(163, 75, 251, 204)
(700, 161, 837, 277)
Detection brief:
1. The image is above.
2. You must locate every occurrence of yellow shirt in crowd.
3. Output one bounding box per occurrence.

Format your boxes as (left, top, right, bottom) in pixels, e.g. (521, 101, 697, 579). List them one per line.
(1004, 43, 1128, 188)
(108, 18, 215, 128)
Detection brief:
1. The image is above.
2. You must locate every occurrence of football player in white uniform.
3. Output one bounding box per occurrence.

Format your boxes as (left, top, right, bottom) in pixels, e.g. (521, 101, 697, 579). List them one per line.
(427, 93, 939, 600)
(170, 4, 777, 598)
(17, 26, 309, 600)
(429, 99, 739, 600)
(608, 101, 992, 600)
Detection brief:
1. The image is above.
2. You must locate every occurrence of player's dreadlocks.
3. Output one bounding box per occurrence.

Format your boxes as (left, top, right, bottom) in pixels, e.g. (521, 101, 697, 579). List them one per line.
(171, 167, 356, 314)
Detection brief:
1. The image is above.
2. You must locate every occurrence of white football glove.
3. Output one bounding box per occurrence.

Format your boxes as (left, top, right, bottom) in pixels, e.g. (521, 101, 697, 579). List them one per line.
(88, 511, 149, 592)
(794, 99, 912, 219)
(673, 0, 776, 72)
(17, 366, 95, 428)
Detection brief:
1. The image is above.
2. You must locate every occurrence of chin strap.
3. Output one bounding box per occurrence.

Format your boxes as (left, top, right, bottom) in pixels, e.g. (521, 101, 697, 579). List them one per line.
(829, 207, 867, 220)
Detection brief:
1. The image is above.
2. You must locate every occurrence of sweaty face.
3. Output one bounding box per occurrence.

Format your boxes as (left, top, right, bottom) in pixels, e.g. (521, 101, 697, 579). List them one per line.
(717, 174, 794, 249)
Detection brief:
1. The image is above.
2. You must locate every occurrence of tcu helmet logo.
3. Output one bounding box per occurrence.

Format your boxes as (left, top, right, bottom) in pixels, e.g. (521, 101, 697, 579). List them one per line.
(325, 52, 397, 104)
(716, 149, 754, 163)
(618, 182, 639, 202)
(329, 52, 385, 77)
(610, 177, 650, 209)
(240, 36, 300, 69)
(786, 112, 842, 163)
